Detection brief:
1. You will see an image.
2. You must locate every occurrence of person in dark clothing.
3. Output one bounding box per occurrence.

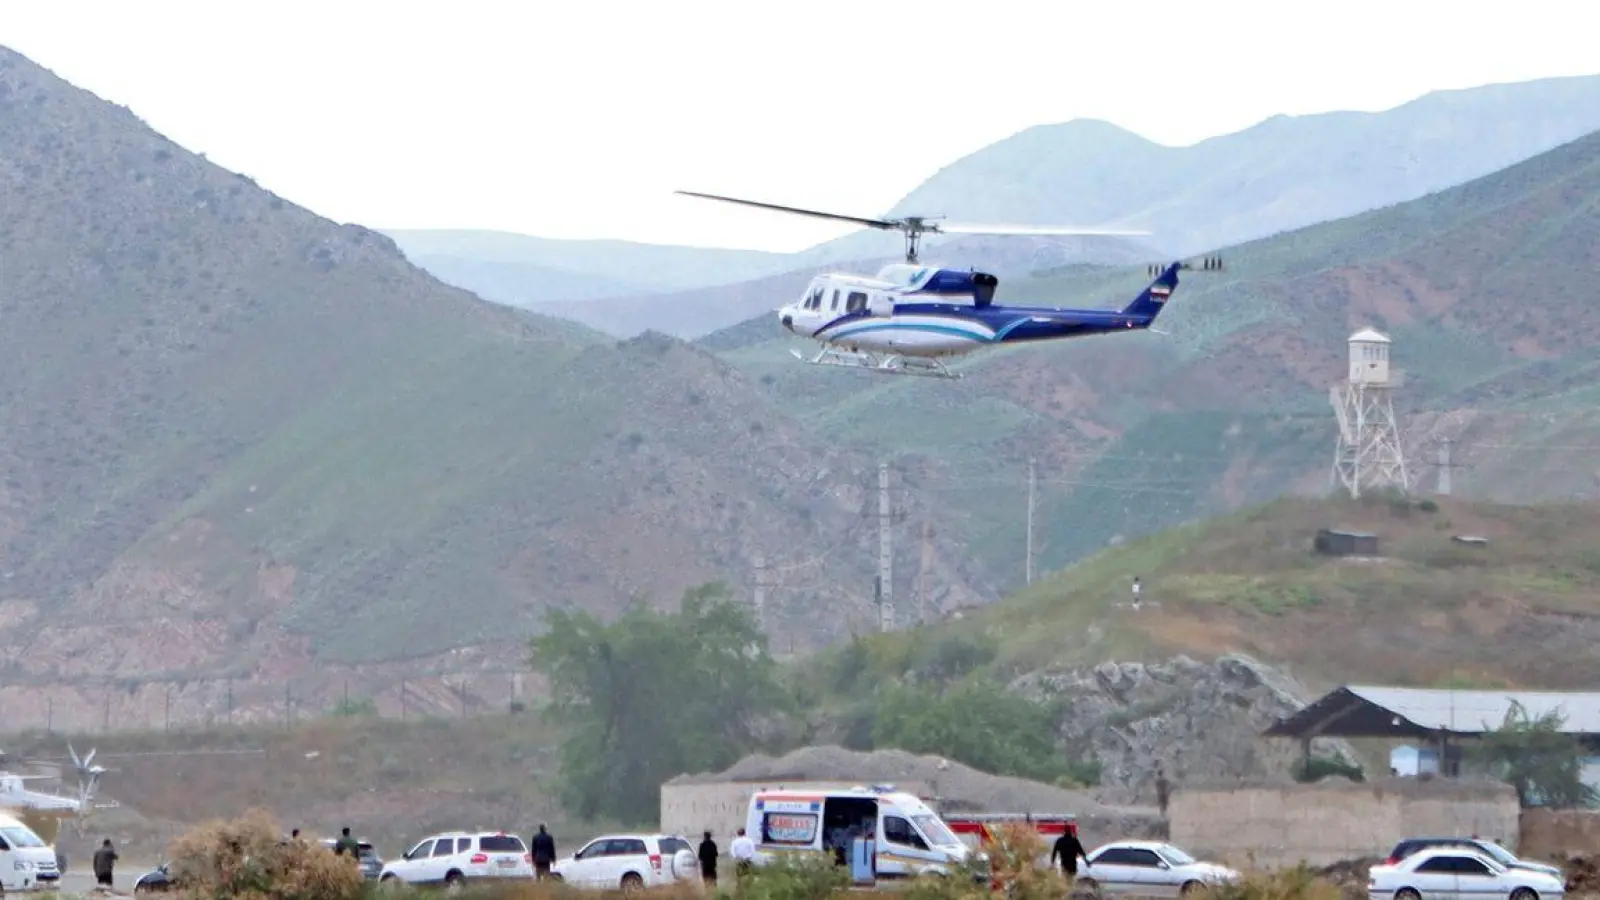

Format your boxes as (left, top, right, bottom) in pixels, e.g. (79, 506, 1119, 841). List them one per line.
(1050, 826, 1087, 884)
(1155, 764, 1172, 818)
(93, 839, 118, 887)
(698, 831, 718, 885)
(531, 824, 557, 880)
(334, 827, 361, 859)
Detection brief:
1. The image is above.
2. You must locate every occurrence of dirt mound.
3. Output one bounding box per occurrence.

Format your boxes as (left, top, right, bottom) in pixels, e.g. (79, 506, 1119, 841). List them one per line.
(668, 744, 1165, 845)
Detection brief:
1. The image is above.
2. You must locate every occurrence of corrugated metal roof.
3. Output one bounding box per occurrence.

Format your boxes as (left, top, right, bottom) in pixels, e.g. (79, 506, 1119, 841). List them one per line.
(1346, 685, 1600, 734)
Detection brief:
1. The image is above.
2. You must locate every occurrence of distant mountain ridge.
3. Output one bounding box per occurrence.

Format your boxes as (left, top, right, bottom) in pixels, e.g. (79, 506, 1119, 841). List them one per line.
(394, 73, 1600, 338)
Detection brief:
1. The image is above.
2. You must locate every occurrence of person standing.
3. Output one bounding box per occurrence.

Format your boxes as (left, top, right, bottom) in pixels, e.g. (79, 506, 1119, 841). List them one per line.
(1050, 824, 1087, 886)
(93, 838, 118, 888)
(531, 824, 557, 880)
(334, 827, 361, 860)
(1155, 764, 1172, 818)
(730, 827, 756, 878)
(698, 830, 719, 886)
(1131, 577, 1142, 610)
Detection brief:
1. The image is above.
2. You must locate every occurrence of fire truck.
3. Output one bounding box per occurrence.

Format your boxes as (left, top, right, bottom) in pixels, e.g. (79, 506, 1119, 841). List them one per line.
(942, 813, 1078, 885)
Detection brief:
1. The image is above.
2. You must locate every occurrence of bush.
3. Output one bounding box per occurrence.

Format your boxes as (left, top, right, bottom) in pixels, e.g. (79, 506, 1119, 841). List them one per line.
(734, 854, 852, 900)
(166, 809, 364, 900)
(1194, 865, 1345, 900)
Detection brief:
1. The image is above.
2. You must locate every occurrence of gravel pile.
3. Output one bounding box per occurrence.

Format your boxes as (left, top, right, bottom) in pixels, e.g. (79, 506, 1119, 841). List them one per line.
(669, 744, 1149, 819)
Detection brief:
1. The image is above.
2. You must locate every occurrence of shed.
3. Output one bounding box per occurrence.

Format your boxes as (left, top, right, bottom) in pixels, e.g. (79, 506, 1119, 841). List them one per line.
(1313, 529, 1379, 556)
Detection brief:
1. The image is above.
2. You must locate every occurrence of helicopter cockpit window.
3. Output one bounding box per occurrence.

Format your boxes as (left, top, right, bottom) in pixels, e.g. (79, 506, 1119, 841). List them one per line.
(847, 291, 867, 313)
(830, 291, 840, 311)
(806, 287, 823, 310)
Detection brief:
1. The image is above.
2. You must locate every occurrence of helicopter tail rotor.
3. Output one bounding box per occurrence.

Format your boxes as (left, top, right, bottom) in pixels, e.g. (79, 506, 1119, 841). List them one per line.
(1149, 255, 1224, 276)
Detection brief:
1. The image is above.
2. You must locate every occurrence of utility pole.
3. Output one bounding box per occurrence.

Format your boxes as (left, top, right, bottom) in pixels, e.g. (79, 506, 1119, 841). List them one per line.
(1438, 437, 1455, 495)
(878, 461, 894, 633)
(751, 555, 767, 631)
(1026, 457, 1037, 586)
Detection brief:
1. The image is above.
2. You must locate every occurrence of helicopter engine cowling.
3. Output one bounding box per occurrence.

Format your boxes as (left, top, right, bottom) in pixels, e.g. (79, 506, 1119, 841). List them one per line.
(972, 272, 999, 307)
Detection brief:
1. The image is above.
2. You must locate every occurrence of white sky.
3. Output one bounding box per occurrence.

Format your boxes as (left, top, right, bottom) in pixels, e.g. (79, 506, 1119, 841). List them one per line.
(4, 0, 1598, 253)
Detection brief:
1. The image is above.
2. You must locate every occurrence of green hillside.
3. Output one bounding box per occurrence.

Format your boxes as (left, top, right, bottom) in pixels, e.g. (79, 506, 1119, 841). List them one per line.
(835, 493, 1600, 692)
(707, 128, 1600, 593)
(0, 44, 997, 716)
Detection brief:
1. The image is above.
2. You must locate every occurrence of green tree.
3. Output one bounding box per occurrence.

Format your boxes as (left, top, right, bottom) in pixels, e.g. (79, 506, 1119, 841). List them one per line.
(531, 583, 788, 823)
(872, 677, 1091, 783)
(1469, 701, 1598, 808)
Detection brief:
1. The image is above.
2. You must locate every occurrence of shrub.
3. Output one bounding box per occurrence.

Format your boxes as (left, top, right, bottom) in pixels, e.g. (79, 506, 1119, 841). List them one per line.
(166, 808, 364, 900)
(734, 854, 851, 900)
(1195, 865, 1345, 900)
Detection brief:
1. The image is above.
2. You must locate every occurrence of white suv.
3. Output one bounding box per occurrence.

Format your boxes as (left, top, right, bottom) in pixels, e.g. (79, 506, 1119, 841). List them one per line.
(550, 834, 698, 890)
(379, 831, 534, 886)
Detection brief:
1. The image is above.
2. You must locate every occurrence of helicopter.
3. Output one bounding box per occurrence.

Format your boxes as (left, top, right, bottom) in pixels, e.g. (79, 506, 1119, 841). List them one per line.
(676, 191, 1223, 379)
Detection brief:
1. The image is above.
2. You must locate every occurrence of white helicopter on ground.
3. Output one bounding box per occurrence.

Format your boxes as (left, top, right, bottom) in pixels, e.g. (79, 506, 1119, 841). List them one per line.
(0, 744, 116, 832)
(677, 191, 1224, 379)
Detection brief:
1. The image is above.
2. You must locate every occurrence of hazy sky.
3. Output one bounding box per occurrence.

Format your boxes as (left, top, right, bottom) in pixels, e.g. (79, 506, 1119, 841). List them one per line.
(5, 1, 1598, 252)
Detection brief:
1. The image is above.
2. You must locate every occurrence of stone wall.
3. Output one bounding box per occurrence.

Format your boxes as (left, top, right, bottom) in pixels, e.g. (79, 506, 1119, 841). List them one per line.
(1519, 808, 1600, 859)
(1169, 777, 1519, 868)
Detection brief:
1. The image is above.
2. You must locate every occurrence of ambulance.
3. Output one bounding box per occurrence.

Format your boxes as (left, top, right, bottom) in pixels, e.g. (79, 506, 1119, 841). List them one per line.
(743, 785, 982, 880)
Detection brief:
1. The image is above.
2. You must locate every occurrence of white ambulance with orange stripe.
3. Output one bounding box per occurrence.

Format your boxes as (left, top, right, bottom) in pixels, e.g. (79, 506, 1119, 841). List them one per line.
(742, 785, 981, 880)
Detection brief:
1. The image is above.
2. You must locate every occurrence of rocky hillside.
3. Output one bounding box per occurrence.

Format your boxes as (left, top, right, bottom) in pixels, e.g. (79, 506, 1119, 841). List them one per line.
(0, 46, 997, 730)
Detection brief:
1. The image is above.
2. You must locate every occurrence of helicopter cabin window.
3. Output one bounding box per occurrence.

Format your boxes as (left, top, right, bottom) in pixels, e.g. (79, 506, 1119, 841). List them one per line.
(830, 290, 840, 311)
(847, 291, 868, 313)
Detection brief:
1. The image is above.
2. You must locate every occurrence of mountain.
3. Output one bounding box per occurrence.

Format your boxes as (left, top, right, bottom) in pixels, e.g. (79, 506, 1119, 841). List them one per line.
(400, 74, 1600, 339)
(705, 125, 1600, 591)
(880, 73, 1600, 259)
(384, 229, 795, 307)
(0, 46, 998, 729)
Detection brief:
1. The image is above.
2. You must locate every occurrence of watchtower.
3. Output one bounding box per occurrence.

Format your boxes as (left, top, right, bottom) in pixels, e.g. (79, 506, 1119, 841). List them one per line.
(1329, 328, 1410, 498)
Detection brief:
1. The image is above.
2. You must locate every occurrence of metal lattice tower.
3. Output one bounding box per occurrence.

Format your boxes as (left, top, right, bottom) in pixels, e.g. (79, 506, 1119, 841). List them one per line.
(1329, 327, 1411, 498)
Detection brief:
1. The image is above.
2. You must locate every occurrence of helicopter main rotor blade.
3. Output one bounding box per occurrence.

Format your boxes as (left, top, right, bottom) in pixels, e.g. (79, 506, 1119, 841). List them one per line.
(676, 191, 900, 231)
(934, 223, 1152, 236)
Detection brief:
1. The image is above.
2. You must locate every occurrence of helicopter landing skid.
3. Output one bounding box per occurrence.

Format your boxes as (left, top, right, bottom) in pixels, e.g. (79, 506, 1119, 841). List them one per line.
(791, 347, 961, 379)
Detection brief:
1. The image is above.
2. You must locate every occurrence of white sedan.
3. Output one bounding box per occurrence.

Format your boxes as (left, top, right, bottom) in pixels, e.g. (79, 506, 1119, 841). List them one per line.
(1078, 841, 1240, 897)
(1369, 848, 1566, 900)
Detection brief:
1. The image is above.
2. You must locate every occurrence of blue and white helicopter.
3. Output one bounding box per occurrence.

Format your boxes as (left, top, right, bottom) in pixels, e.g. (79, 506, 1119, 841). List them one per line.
(677, 191, 1223, 379)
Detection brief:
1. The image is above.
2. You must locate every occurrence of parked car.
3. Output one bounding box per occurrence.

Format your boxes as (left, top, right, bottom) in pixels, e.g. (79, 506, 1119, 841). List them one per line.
(1384, 837, 1563, 880)
(1077, 840, 1241, 897)
(320, 837, 384, 880)
(1368, 846, 1565, 900)
(379, 831, 534, 886)
(133, 863, 173, 893)
(549, 834, 698, 890)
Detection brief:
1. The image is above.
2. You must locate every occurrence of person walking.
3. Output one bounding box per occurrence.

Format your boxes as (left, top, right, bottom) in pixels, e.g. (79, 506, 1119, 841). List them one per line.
(531, 824, 557, 880)
(93, 838, 118, 888)
(1050, 824, 1087, 886)
(730, 827, 755, 878)
(698, 830, 719, 886)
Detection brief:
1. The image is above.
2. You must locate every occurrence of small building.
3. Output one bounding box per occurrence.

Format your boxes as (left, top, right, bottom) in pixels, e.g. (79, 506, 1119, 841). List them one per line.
(1265, 685, 1600, 798)
(1313, 529, 1379, 557)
